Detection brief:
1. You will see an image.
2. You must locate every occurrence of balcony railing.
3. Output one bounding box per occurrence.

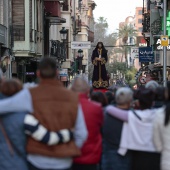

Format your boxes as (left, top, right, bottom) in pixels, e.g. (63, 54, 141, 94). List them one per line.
(13, 26, 25, 41)
(0, 24, 6, 45)
(50, 40, 67, 62)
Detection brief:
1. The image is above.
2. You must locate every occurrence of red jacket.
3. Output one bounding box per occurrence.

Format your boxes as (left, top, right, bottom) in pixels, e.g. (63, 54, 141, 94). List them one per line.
(74, 93, 103, 164)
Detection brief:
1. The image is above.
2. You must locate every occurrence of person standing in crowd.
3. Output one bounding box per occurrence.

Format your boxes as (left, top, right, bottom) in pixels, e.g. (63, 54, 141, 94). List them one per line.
(102, 87, 133, 170)
(91, 42, 108, 89)
(145, 80, 164, 108)
(0, 78, 74, 170)
(105, 91, 115, 105)
(0, 58, 88, 170)
(91, 91, 108, 107)
(106, 88, 160, 170)
(70, 77, 103, 170)
(153, 83, 170, 170)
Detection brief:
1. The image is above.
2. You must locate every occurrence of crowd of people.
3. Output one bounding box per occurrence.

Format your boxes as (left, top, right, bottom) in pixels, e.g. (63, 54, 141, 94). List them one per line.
(0, 57, 169, 170)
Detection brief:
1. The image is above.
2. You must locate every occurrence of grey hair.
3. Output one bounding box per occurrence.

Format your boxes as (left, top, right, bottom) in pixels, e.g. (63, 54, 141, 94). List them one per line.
(145, 80, 159, 91)
(115, 87, 133, 105)
(71, 76, 89, 92)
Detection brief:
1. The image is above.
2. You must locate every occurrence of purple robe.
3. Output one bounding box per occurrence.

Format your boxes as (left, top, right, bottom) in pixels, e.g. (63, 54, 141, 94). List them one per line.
(91, 48, 109, 89)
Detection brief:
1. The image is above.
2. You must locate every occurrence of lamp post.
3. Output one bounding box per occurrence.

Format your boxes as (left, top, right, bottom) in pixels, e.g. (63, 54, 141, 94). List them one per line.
(150, 0, 166, 86)
(59, 27, 68, 87)
(59, 27, 67, 41)
(77, 49, 83, 74)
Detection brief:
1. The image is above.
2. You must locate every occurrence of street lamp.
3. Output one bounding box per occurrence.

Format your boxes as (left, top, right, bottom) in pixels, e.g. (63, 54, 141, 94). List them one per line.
(78, 49, 83, 58)
(59, 27, 67, 41)
(77, 49, 84, 74)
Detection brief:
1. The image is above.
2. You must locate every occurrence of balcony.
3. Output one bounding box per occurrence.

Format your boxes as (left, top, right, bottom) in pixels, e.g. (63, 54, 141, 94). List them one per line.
(44, 0, 61, 17)
(44, 0, 66, 25)
(0, 24, 7, 45)
(88, 30, 94, 42)
(50, 40, 67, 62)
(13, 26, 25, 41)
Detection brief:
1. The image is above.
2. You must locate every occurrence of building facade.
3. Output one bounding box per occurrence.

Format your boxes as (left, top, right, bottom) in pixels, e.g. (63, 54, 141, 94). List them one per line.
(135, 7, 143, 36)
(11, 0, 44, 82)
(0, 0, 11, 78)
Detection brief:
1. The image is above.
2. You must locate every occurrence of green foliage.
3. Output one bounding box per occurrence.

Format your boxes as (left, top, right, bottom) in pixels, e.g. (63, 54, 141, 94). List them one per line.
(106, 62, 127, 74)
(117, 24, 137, 44)
(125, 67, 137, 86)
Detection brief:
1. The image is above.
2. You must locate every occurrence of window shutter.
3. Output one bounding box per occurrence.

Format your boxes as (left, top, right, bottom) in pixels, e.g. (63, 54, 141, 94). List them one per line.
(12, 0, 25, 41)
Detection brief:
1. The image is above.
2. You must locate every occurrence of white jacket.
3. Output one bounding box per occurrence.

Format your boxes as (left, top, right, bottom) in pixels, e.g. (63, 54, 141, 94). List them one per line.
(153, 107, 170, 170)
(118, 109, 157, 155)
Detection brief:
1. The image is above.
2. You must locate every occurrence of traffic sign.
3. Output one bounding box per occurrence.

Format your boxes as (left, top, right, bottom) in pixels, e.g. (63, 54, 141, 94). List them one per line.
(161, 35, 169, 46)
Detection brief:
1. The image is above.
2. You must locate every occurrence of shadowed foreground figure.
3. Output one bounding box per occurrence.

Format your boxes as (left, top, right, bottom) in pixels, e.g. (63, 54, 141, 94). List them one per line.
(0, 58, 88, 170)
(71, 77, 103, 170)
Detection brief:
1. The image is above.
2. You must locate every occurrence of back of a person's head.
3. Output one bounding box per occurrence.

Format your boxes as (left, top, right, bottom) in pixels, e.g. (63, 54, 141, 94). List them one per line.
(91, 91, 108, 107)
(105, 91, 114, 104)
(145, 80, 159, 91)
(71, 76, 90, 93)
(137, 87, 155, 110)
(115, 87, 133, 105)
(38, 57, 57, 79)
(1, 78, 23, 96)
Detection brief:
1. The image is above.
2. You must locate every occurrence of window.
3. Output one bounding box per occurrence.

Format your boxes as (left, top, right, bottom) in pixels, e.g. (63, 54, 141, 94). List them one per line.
(138, 10, 142, 15)
(12, 0, 25, 41)
(62, 0, 69, 11)
(138, 19, 142, 23)
(0, 0, 3, 24)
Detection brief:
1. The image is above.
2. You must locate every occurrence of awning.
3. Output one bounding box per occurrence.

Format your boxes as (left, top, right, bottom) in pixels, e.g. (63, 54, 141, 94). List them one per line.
(46, 16, 66, 25)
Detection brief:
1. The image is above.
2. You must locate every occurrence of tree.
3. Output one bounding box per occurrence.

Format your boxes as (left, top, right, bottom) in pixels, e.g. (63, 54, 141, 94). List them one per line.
(117, 24, 137, 44)
(117, 24, 137, 63)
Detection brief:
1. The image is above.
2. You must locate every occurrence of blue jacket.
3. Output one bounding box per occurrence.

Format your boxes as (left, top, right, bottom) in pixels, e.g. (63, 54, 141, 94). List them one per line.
(0, 94, 29, 170)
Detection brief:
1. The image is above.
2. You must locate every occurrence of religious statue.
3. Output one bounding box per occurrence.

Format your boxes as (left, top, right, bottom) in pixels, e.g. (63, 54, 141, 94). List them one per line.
(91, 42, 109, 89)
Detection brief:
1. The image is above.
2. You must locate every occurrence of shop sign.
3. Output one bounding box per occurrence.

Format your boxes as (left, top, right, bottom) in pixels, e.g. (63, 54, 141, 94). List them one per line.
(154, 38, 170, 51)
(71, 41, 91, 49)
(131, 47, 139, 59)
(25, 72, 35, 75)
(59, 69, 68, 76)
(139, 47, 154, 62)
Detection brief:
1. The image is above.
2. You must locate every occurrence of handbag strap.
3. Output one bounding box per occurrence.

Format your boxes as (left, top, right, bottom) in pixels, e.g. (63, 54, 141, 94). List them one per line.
(0, 119, 14, 155)
(132, 109, 142, 121)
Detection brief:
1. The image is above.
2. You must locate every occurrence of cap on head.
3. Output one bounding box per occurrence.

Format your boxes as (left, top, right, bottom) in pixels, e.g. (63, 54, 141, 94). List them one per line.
(115, 87, 133, 105)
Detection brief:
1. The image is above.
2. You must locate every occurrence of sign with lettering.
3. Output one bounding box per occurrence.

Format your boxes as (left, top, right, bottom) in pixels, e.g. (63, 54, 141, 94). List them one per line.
(131, 47, 139, 59)
(154, 38, 170, 51)
(59, 69, 68, 76)
(71, 41, 91, 49)
(139, 47, 154, 62)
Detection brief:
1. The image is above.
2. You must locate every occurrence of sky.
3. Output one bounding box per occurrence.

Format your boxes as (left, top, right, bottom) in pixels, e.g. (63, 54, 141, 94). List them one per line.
(93, 0, 143, 33)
